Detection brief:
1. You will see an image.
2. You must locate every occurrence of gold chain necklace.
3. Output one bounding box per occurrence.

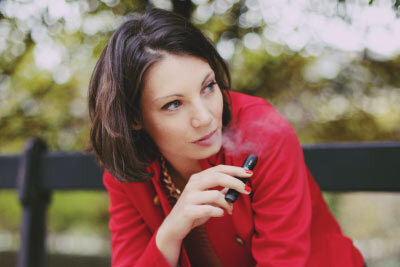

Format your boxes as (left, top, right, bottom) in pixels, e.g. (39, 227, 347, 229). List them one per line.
(160, 157, 181, 202)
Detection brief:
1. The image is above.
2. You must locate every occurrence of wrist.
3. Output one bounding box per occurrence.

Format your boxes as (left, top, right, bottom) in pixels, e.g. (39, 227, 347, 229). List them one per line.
(157, 219, 183, 246)
(156, 222, 183, 267)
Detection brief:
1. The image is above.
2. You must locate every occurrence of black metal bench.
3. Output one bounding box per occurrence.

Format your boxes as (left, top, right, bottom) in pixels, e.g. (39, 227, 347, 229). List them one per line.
(1, 137, 399, 267)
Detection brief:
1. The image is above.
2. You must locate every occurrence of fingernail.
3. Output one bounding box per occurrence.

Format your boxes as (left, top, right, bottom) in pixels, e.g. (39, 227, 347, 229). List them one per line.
(245, 169, 253, 175)
(245, 184, 252, 193)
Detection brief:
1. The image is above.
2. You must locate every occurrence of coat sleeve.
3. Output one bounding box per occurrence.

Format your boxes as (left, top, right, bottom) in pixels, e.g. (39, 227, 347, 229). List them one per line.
(103, 171, 171, 267)
(237, 103, 312, 267)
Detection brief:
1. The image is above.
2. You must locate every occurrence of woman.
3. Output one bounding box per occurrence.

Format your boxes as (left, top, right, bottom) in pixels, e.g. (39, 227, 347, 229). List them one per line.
(88, 7, 365, 267)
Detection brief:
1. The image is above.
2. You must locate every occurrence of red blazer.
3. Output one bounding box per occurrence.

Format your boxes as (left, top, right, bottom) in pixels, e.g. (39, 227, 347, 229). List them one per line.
(103, 91, 365, 267)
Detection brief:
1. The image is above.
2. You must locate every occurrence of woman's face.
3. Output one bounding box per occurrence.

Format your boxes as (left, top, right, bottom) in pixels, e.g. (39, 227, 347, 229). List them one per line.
(139, 54, 224, 163)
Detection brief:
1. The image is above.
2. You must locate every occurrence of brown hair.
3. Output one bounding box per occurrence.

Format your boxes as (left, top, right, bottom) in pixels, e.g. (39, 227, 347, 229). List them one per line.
(88, 8, 232, 182)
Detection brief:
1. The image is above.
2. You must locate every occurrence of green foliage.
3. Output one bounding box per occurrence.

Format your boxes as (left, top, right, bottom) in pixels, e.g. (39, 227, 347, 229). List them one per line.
(0, 190, 109, 235)
(0, 190, 21, 231)
(48, 191, 109, 235)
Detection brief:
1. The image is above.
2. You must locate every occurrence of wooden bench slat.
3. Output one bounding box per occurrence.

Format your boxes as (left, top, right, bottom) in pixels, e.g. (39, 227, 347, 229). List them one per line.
(1, 142, 400, 192)
(42, 152, 104, 190)
(0, 155, 20, 189)
(303, 142, 400, 191)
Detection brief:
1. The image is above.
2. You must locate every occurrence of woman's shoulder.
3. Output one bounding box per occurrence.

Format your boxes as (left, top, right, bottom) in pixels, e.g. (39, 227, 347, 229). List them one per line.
(228, 91, 295, 142)
(103, 161, 161, 190)
(222, 91, 300, 167)
(229, 91, 269, 111)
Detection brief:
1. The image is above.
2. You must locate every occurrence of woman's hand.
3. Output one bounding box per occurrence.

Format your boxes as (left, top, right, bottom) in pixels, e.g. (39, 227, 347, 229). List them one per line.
(156, 165, 252, 265)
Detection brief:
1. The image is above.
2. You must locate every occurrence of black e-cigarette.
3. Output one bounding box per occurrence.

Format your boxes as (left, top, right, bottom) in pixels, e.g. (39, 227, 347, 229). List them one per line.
(225, 154, 258, 203)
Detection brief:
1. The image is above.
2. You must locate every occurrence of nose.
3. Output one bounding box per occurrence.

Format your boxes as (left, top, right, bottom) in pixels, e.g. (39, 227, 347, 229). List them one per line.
(191, 101, 212, 128)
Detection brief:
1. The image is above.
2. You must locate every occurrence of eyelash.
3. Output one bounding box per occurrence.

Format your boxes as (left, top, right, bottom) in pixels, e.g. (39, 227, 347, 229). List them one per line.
(205, 81, 217, 93)
(162, 100, 180, 111)
(161, 81, 217, 111)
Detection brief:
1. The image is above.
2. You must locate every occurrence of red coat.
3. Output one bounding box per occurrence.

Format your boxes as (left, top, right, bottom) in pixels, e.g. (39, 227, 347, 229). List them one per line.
(103, 91, 365, 267)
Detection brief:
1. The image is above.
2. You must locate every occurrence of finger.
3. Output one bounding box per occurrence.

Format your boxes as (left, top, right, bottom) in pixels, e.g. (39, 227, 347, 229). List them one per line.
(207, 165, 253, 178)
(220, 187, 229, 194)
(185, 204, 224, 219)
(193, 190, 233, 215)
(193, 172, 251, 194)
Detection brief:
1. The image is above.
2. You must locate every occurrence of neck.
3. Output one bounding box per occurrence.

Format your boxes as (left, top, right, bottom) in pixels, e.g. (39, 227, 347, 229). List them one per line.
(162, 156, 203, 181)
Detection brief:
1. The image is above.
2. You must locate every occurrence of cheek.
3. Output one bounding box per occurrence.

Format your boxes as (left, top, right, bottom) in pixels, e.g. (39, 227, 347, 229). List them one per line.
(142, 108, 170, 139)
(145, 119, 170, 140)
(213, 90, 224, 120)
(144, 116, 187, 147)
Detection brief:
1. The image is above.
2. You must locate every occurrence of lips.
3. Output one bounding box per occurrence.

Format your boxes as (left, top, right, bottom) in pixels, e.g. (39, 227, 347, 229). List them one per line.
(193, 129, 217, 145)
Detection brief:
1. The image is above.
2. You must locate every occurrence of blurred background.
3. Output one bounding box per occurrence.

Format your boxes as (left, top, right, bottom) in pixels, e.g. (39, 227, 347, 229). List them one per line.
(0, 0, 399, 266)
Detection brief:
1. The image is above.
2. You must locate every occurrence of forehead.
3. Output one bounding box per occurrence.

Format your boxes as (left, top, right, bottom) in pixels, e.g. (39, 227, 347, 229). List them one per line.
(142, 54, 213, 98)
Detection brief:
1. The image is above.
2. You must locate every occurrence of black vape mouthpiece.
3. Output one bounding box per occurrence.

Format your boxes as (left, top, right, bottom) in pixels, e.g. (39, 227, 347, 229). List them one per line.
(225, 154, 258, 203)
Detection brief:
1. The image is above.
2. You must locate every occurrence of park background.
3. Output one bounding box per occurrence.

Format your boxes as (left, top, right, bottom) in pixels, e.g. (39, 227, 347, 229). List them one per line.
(0, 0, 400, 266)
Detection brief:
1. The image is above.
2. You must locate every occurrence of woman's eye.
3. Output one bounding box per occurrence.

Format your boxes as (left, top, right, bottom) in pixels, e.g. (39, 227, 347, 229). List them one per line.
(162, 100, 181, 111)
(204, 81, 217, 93)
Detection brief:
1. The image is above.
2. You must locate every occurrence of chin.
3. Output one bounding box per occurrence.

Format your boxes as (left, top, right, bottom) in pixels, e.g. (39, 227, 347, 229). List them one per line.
(194, 139, 222, 159)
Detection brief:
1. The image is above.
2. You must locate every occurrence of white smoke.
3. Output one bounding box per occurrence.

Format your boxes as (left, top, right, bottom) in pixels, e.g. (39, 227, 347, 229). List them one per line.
(221, 108, 292, 157)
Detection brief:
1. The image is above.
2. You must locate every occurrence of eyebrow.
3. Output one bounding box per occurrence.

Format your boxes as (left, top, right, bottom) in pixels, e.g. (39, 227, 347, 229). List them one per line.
(152, 71, 214, 103)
